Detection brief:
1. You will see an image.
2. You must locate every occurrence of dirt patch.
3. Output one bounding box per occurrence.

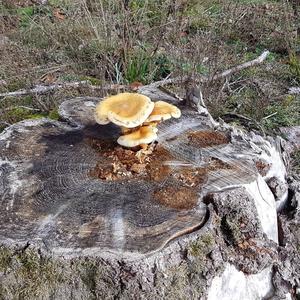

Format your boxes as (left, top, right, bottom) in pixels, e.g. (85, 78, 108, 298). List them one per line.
(188, 130, 230, 148)
(88, 138, 174, 181)
(153, 186, 199, 210)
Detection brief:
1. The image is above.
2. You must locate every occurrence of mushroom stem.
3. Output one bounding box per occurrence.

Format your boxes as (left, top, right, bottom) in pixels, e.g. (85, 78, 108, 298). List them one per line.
(121, 126, 139, 135)
(140, 143, 148, 150)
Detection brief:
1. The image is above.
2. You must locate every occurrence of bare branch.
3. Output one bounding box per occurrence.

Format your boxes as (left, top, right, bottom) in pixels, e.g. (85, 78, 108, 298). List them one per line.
(0, 81, 126, 99)
(209, 50, 270, 81)
(2, 105, 41, 112)
(148, 50, 270, 87)
(0, 50, 270, 100)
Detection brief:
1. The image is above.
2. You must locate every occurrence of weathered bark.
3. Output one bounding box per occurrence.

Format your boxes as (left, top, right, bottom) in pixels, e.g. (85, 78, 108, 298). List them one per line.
(0, 93, 297, 299)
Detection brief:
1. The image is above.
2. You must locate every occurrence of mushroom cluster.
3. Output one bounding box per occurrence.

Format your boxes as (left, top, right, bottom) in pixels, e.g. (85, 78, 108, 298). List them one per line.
(95, 92, 181, 148)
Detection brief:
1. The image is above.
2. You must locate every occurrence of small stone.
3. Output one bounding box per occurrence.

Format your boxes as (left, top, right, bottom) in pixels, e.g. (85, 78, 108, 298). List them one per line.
(267, 177, 288, 201)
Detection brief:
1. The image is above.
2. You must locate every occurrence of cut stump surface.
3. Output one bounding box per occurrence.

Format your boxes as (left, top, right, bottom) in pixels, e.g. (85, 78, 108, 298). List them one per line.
(0, 97, 266, 258)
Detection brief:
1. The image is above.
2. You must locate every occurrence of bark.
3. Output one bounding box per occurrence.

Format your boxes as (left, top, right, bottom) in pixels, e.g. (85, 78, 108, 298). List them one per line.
(0, 94, 298, 299)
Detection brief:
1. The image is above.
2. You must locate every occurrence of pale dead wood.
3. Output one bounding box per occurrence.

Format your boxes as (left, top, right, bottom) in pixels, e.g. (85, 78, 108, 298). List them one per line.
(0, 81, 126, 99)
(1, 105, 41, 112)
(148, 50, 270, 87)
(288, 87, 300, 94)
(209, 50, 270, 81)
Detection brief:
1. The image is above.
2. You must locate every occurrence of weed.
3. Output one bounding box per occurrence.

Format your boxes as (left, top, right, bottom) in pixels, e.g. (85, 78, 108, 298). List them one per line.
(0, 247, 12, 273)
(48, 109, 60, 120)
(288, 52, 300, 83)
(0, 0, 298, 136)
(124, 51, 153, 84)
(17, 6, 36, 28)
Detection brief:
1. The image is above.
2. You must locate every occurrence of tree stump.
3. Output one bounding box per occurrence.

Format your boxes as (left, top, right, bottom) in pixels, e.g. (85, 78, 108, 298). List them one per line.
(0, 95, 293, 299)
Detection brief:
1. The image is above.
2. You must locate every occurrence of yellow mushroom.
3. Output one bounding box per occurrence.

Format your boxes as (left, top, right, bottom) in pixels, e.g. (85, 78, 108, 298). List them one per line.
(95, 92, 154, 128)
(117, 125, 158, 148)
(145, 101, 181, 123)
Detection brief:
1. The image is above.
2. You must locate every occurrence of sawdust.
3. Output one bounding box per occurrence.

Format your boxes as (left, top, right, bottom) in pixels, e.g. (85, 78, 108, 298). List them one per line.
(153, 186, 199, 210)
(188, 130, 230, 148)
(208, 157, 232, 171)
(255, 160, 270, 177)
(87, 137, 234, 210)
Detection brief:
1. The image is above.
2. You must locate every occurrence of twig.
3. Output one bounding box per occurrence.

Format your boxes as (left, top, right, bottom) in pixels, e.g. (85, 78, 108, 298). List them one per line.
(209, 50, 270, 81)
(262, 112, 278, 120)
(0, 121, 11, 126)
(0, 82, 88, 98)
(1, 106, 41, 112)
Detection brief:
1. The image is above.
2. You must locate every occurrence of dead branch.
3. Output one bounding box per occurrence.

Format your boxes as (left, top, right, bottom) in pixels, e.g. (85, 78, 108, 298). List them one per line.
(148, 50, 270, 87)
(0, 81, 126, 99)
(209, 50, 270, 81)
(0, 50, 270, 99)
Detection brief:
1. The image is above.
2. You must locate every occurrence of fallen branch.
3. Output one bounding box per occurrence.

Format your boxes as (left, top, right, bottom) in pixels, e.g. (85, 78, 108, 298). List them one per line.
(147, 50, 270, 87)
(209, 50, 270, 81)
(1, 105, 41, 112)
(0, 81, 126, 99)
(0, 50, 270, 99)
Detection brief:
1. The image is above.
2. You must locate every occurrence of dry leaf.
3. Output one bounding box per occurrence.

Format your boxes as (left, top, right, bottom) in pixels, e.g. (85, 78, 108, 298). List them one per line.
(53, 8, 65, 21)
(129, 81, 143, 91)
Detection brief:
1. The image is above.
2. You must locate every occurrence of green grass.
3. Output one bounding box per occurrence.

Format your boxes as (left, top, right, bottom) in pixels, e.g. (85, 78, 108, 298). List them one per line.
(17, 6, 36, 28)
(288, 53, 300, 83)
(262, 95, 300, 131)
(0, 0, 298, 134)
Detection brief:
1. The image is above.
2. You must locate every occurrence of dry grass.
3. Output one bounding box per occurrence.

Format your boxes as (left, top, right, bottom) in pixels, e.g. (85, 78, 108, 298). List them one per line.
(0, 0, 299, 132)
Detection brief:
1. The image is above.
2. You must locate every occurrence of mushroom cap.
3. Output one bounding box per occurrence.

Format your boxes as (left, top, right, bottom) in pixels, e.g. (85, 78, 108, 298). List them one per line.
(145, 101, 181, 122)
(117, 125, 158, 147)
(95, 93, 154, 128)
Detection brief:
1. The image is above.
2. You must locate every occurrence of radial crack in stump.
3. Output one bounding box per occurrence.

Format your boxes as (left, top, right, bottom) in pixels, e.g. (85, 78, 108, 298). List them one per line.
(0, 97, 269, 259)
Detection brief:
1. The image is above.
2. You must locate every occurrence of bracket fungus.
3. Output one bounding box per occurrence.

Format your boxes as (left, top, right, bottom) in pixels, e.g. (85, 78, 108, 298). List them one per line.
(94, 92, 154, 127)
(95, 92, 182, 148)
(145, 100, 181, 122)
(117, 125, 158, 148)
